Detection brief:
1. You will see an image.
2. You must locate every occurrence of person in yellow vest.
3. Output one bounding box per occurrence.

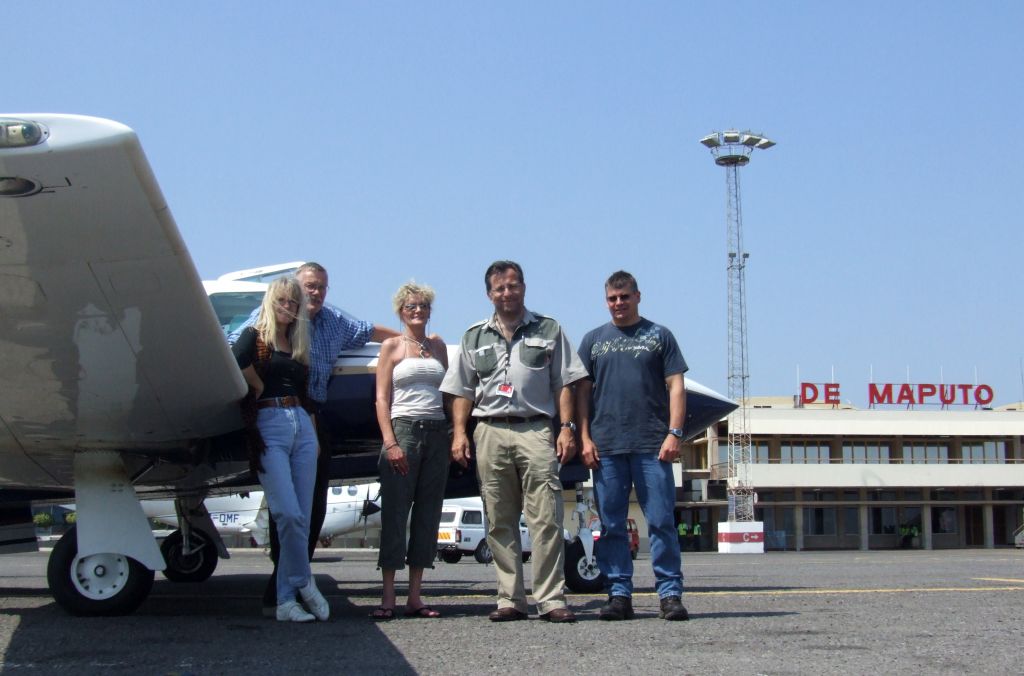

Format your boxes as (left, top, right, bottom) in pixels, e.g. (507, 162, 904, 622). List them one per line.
(692, 523, 702, 551)
(677, 521, 688, 551)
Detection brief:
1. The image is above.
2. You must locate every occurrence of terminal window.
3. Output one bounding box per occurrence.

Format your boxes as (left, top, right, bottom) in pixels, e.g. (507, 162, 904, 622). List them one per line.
(803, 507, 837, 536)
(870, 507, 897, 535)
(842, 441, 890, 464)
(933, 506, 958, 534)
(903, 442, 949, 464)
(781, 440, 830, 464)
(717, 441, 770, 467)
(961, 440, 1006, 464)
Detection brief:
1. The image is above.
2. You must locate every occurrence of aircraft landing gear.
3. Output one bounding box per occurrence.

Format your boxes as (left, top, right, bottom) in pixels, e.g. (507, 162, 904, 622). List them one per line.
(46, 526, 154, 616)
(160, 529, 219, 582)
(563, 536, 605, 593)
(562, 482, 605, 593)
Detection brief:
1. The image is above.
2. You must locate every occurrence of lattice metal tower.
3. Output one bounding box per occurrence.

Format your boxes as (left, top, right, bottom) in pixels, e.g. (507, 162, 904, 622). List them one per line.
(700, 130, 775, 522)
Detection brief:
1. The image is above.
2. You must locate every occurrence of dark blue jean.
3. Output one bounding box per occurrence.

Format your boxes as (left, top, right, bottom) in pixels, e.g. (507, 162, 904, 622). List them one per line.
(593, 452, 682, 599)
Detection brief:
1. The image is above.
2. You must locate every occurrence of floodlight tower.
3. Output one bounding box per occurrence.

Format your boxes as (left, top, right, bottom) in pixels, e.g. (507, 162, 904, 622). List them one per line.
(700, 130, 775, 524)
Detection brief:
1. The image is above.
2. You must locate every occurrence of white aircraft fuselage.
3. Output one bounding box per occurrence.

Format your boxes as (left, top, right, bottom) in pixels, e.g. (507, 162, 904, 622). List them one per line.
(141, 483, 382, 544)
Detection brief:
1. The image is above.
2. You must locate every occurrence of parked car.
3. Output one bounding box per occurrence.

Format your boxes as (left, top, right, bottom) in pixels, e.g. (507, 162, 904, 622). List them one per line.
(592, 517, 640, 560)
(436, 497, 531, 564)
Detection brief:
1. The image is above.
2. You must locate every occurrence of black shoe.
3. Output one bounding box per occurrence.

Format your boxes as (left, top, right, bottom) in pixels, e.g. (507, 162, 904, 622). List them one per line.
(599, 595, 634, 621)
(659, 595, 689, 621)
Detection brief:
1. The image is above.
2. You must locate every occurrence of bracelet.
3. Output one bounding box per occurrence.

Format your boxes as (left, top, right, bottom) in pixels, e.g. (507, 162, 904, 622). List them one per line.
(384, 441, 399, 451)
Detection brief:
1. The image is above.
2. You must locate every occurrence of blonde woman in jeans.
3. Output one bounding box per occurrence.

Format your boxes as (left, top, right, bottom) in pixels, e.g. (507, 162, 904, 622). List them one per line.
(232, 277, 330, 623)
(372, 281, 450, 619)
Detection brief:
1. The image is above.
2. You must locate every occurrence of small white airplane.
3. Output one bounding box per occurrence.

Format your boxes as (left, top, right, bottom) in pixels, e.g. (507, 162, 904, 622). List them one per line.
(0, 114, 738, 616)
(138, 483, 382, 582)
(148, 483, 382, 546)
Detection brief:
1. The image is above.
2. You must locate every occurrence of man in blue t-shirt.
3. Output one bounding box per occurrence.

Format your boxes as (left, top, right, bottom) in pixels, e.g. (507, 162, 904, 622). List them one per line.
(576, 270, 689, 622)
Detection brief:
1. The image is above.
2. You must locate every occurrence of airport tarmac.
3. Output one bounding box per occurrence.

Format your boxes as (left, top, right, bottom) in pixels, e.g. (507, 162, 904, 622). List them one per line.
(1, 547, 1021, 675)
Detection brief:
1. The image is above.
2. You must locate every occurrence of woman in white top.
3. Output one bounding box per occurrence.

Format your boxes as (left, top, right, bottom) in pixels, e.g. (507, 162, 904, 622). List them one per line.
(372, 281, 450, 619)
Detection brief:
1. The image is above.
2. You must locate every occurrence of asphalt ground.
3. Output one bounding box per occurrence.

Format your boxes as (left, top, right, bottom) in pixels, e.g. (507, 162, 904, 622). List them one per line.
(1, 547, 1021, 675)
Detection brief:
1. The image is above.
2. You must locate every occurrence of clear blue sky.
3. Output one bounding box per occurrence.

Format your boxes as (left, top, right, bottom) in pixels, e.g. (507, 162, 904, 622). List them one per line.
(8, 2, 1024, 406)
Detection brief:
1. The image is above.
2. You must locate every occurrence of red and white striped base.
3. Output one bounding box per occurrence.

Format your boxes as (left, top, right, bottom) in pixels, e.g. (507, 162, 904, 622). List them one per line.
(717, 521, 765, 553)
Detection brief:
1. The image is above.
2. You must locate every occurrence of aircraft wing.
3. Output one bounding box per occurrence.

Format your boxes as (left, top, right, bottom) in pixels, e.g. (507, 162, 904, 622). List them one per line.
(0, 115, 247, 493)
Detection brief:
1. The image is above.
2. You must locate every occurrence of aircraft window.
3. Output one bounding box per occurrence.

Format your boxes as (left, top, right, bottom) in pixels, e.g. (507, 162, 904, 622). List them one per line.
(332, 487, 343, 495)
(208, 292, 265, 335)
(439, 511, 456, 524)
(347, 485, 358, 496)
(462, 511, 483, 525)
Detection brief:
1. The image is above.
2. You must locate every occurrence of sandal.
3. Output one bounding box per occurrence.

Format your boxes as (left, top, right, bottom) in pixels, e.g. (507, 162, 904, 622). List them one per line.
(369, 606, 395, 620)
(404, 605, 441, 618)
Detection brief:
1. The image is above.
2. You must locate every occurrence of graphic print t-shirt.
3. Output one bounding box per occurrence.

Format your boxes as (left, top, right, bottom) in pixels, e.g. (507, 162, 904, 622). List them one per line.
(577, 318, 688, 454)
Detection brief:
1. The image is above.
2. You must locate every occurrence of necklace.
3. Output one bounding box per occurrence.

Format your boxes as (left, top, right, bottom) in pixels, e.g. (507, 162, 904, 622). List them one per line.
(402, 335, 431, 358)
(496, 314, 522, 341)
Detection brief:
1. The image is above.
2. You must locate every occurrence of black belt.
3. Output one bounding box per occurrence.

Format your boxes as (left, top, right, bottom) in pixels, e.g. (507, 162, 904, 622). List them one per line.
(256, 395, 302, 409)
(393, 417, 448, 430)
(478, 414, 547, 425)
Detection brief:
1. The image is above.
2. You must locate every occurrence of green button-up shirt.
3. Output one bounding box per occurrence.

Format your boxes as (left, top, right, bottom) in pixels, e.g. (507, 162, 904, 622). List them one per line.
(440, 309, 587, 419)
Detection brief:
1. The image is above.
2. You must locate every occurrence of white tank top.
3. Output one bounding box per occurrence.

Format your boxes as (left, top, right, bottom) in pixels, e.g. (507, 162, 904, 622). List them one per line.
(391, 356, 446, 420)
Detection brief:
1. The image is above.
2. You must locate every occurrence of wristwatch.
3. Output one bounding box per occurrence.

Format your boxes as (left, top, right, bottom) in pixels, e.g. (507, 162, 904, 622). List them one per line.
(560, 421, 577, 432)
(668, 428, 684, 438)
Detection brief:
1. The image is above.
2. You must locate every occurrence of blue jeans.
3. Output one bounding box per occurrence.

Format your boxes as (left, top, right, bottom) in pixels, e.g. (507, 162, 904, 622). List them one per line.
(593, 452, 682, 599)
(256, 406, 318, 605)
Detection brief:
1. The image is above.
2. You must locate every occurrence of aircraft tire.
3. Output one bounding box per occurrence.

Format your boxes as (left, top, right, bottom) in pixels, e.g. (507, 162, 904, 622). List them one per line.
(160, 530, 218, 582)
(474, 541, 493, 564)
(46, 526, 154, 616)
(563, 537, 605, 594)
(440, 549, 463, 564)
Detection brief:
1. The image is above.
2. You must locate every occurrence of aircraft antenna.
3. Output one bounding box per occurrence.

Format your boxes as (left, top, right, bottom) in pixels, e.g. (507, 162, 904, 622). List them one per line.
(700, 130, 775, 523)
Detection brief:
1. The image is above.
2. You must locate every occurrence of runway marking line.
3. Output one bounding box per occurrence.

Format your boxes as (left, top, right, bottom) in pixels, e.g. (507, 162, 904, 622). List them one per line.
(688, 586, 1024, 597)
(972, 577, 1024, 584)
(355, 585, 1024, 602)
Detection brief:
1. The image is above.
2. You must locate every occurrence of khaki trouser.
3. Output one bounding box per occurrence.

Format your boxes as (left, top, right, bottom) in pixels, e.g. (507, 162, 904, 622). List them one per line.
(473, 418, 567, 615)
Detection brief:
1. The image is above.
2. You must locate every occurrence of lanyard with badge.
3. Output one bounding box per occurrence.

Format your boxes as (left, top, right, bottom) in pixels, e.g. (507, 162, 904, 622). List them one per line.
(495, 324, 517, 398)
(496, 344, 514, 398)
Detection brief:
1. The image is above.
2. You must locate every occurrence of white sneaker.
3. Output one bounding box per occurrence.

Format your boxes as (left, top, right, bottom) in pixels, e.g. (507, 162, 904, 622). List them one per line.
(276, 600, 315, 623)
(299, 579, 330, 621)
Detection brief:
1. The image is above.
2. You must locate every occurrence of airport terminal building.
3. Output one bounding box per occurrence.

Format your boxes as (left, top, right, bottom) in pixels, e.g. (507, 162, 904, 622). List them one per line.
(678, 391, 1024, 551)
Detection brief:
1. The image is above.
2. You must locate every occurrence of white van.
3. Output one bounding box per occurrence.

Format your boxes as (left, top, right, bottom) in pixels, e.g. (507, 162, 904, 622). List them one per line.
(436, 497, 532, 564)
